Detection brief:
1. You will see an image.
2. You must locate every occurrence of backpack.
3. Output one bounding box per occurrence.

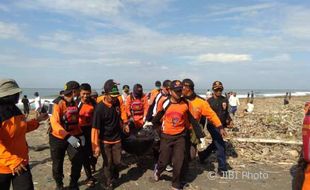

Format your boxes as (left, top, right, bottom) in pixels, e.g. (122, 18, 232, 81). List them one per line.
(130, 95, 144, 115)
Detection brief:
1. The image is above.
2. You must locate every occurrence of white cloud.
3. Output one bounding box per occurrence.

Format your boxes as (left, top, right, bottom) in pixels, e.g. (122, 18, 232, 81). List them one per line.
(122, 0, 173, 17)
(16, 0, 123, 17)
(0, 4, 9, 11)
(208, 3, 276, 17)
(0, 21, 24, 40)
(195, 53, 252, 63)
(16, 0, 172, 19)
(160, 65, 169, 70)
(259, 54, 291, 62)
(189, 3, 276, 22)
(283, 7, 310, 40)
(39, 31, 73, 41)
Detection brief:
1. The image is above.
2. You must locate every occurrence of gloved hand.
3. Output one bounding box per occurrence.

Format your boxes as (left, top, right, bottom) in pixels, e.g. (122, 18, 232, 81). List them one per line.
(199, 138, 206, 149)
(79, 135, 86, 146)
(143, 121, 153, 129)
(67, 136, 80, 148)
(129, 117, 134, 123)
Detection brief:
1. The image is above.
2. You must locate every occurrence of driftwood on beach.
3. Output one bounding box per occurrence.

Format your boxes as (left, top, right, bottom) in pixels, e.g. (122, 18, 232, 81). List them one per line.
(229, 137, 302, 145)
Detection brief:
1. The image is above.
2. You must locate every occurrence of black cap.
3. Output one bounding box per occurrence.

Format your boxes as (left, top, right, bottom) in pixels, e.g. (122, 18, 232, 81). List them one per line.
(162, 80, 171, 88)
(212, 81, 224, 90)
(103, 79, 120, 97)
(123, 85, 130, 90)
(63, 81, 80, 95)
(155, 81, 161, 88)
(182, 79, 194, 90)
(170, 80, 183, 91)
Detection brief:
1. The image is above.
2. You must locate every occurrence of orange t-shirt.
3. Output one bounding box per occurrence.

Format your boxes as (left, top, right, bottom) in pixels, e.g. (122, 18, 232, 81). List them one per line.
(189, 96, 222, 128)
(0, 115, 39, 173)
(148, 89, 160, 105)
(78, 102, 95, 128)
(160, 101, 190, 135)
(303, 164, 310, 190)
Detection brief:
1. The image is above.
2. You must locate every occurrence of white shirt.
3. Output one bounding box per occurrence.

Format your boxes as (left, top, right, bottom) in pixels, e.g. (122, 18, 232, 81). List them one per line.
(229, 96, 240, 106)
(122, 93, 128, 104)
(206, 91, 212, 99)
(34, 96, 41, 111)
(247, 103, 254, 113)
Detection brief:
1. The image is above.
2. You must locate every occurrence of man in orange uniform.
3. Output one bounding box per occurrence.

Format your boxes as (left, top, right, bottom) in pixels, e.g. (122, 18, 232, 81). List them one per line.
(145, 80, 171, 124)
(151, 80, 205, 190)
(0, 79, 48, 190)
(49, 81, 85, 190)
(126, 84, 149, 129)
(144, 80, 171, 168)
(182, 79, 226, 160)
(302, 102, 310, 190)
(148, 81, 161, 105)
(77, 83, 96, 187)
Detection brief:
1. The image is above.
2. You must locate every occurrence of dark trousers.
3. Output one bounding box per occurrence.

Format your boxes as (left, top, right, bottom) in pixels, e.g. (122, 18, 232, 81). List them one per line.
(157, 133, 186, 189)
(198, 124, 227, 171)
(0, 165, 34, 190)
(152, 126, 161, 165)
(230, 106, 237, 116)
(152, 140, 160, 164)
(81, 127, 96, 179)
(100, 142, 121, 186)
(182, 132, 197, 181)
(23, 106, 29, 115)
(49, 134, 83, 187)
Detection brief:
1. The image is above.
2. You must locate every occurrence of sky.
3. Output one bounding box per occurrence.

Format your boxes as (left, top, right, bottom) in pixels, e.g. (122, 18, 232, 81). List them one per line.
(0, 0, 309, 90)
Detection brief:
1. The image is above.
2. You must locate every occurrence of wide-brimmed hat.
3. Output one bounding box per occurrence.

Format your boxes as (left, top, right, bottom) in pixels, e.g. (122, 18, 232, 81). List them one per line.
(0, 79, 22, 98)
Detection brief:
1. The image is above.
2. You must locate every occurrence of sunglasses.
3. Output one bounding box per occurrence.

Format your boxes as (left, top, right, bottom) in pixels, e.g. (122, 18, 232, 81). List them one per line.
(214, 89, 223, 92)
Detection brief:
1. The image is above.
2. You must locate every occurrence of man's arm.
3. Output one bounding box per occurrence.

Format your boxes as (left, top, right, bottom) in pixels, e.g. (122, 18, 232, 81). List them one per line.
(50, 103, 70, 139)
(187, 111, 205, 138)
(201, 101, 222, 128)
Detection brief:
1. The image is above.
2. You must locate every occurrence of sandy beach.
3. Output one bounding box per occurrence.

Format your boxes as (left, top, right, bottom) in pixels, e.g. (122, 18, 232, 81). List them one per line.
(25, 95, 309, 190)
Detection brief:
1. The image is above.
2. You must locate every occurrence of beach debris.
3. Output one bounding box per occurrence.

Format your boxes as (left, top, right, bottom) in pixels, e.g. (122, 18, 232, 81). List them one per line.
(203, 99, 306, 165)
(228, 137, 302, 145)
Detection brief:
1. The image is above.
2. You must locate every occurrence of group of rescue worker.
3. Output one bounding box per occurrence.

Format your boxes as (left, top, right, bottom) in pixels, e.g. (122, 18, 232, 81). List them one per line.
(0, 78, 260, 190)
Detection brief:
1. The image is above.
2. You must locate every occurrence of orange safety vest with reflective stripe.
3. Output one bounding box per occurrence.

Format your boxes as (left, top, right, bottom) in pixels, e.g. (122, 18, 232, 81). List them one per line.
(126, 94, 149, 128)
(50, 99, 82, 139)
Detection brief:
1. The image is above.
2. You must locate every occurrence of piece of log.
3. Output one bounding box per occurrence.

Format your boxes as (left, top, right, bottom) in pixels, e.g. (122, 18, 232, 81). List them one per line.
(228, 137, 302, 145)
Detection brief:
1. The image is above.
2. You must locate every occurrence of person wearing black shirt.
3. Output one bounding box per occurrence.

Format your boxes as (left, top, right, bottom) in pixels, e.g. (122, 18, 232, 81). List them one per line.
(21, 95, 30, 115)
(198, 81, 232, 176)
(92, 79, 129, 190)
